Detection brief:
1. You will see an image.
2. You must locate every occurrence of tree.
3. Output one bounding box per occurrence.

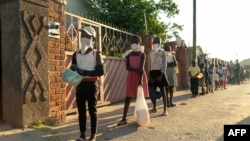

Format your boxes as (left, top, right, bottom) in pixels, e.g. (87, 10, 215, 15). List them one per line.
(89, 0, 183, 42)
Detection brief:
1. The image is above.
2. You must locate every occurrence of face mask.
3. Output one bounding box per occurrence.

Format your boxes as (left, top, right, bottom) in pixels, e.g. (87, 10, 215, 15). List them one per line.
(131, 43, 140, 51)
(153, 43, 161, 52)
(166, 51, 172, 56)
(81, 37, 92, 53)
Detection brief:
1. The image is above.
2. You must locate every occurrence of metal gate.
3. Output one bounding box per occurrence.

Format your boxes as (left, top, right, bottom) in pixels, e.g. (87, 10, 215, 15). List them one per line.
(64, 12, 135, 115)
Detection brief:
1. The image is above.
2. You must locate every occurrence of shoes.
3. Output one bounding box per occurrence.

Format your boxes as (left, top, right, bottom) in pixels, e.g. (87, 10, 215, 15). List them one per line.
(89, 138, 96, 141)
(162, 110, 168, 116)
(75, 138, 86, 141)
(167, 103, 172, 107)
(149, 108, 157, 113)
(89, 134, 96, 141)
(117, 119, 127, 126)
(170, 103, 176, 107)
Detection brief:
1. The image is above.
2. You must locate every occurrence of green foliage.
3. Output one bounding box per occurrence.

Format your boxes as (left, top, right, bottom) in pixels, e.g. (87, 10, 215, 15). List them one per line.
(89, 0, 183, 42)
(30, 119, 56, 129)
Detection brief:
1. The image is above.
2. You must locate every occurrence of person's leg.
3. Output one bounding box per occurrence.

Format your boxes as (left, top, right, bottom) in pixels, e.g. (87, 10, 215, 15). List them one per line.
(205, 81, 209, 94)
(117, 97, 131, 125)
(160, 87, 168, 115)
(169, 86, 176, 106)
(223, 80, 227, 89)
(87, 82, 99, 140)
(150, 98, 157, 112)
(76, 83, 87, 140)
(190, 78, 195, 96)
(194, 78, 199, 97)
(165, 87, 171, 107)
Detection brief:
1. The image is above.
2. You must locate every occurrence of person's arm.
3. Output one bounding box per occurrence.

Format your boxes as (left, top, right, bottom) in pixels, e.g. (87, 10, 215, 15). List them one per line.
(70, 52, 77, 71)
(161, 51, 167, 74)
(156, 51, 166, 81)
(148, 51, 154, 83)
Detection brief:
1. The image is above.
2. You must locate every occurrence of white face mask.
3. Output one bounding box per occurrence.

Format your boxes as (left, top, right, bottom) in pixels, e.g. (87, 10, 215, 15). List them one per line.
(166, 51, 171, 56)
(81, 37, 92, 53)
(153, 43, 161, 52)
(131, 43, 140, 52)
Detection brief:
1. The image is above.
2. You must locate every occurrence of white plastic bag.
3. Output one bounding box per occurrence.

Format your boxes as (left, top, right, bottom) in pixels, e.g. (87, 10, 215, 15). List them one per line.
(134, 85, 150, 126)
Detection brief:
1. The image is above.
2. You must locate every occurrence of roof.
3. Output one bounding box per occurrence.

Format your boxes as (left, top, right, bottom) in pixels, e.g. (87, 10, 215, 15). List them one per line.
(240, 58, 250, 66)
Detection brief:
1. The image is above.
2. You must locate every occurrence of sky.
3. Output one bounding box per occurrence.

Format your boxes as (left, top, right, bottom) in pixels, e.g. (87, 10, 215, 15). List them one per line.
(163, 0, 250, 62)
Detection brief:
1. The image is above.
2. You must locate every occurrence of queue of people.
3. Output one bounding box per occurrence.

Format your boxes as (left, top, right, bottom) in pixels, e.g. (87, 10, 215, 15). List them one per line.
(68, 31, 180, 141)
(118, 36, 179, 126)
(188, 58, 248, 99)
(68, 27, 248, 141)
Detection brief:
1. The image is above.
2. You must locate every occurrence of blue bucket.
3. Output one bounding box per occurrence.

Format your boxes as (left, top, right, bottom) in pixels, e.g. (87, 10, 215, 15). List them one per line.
(62, 69, 83, 86)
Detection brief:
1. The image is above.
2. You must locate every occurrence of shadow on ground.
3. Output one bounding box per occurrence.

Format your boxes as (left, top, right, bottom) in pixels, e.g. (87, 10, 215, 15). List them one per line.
(216, 116, 250, 141)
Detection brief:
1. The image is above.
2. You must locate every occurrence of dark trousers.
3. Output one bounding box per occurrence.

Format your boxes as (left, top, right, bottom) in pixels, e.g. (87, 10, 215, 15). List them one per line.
(76, 81, 99, 134)
(190, 77, 199, 96)
(235, 73, 241, 85)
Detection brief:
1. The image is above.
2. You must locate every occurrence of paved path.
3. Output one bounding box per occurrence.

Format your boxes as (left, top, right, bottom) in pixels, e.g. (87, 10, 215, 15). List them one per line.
(1, 82, 250, 141)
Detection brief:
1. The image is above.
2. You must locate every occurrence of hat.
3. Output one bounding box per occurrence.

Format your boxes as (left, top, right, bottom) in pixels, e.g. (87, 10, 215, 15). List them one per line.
(79, 26, 96, 38)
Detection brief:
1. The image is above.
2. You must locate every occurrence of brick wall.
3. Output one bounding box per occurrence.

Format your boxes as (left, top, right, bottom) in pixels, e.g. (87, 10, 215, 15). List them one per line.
(48, 0, 66, 125)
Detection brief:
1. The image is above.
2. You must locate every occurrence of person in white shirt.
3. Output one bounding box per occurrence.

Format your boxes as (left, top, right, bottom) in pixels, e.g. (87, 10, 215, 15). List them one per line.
(148, 37, 168, 116)
(70, 26, 104, 141)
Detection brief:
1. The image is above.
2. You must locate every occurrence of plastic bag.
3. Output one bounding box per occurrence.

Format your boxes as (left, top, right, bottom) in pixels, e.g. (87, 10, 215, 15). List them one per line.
(148, 86, 163, 100)
(62, 69, 83, 86)
(134, 85, 150, 126)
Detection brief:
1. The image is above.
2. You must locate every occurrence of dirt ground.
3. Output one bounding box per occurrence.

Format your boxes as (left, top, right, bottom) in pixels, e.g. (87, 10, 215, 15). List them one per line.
(1, 82, 250, 141)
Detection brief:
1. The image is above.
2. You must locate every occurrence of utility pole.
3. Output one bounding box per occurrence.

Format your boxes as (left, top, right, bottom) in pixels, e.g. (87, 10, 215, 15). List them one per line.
(193, 0, 197, 60)
(144, 11, 148, 34)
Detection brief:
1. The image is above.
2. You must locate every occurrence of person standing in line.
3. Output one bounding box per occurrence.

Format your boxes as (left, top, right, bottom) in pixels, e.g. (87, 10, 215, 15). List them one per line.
(217, 63, 225, 90)
(213, 64, 219, 90)
(234, 59, 241, 85)
(148, 37, 168, 116)
(70, 26, 105, 141)
(188, 59, 201, 98)
(203, 59, 211, 94)
(199, 63, 208, 95)
(117, 35, 149, 126)
(208, 63, 215, 93)
(223, 63, 228, 89)
(164, 45, 178, 107)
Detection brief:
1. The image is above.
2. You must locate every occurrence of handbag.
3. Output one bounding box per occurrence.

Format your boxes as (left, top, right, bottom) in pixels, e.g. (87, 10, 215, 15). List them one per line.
(148, 86, 162, 100)
(134, 85, 150, 126)
(62, 69, 83, 86)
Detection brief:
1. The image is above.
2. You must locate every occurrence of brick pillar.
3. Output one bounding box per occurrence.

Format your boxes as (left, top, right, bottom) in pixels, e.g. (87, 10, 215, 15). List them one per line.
(176, 47, 188, 89)
(48, 0, 66, 125)
(141, 35, 154, 78)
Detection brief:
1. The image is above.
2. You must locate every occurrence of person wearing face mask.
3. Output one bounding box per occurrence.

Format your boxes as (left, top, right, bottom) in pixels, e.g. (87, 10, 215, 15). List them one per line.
(70, 26, 104, 141)
(148, 36, 169, 116)
(164, 45, 178, 107)
(117, 35, 149, 126)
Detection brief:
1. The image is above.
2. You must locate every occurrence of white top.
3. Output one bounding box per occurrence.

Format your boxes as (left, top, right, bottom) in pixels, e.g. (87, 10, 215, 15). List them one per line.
(76, 50, 95, 71)
(148, 49, 166, 73)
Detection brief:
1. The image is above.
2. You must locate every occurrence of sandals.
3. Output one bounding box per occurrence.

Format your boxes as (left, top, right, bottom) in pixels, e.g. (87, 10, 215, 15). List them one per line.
(76, 138, 95, 141)
(117, 119, 128, 126)
(162, 110, 168, 116)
